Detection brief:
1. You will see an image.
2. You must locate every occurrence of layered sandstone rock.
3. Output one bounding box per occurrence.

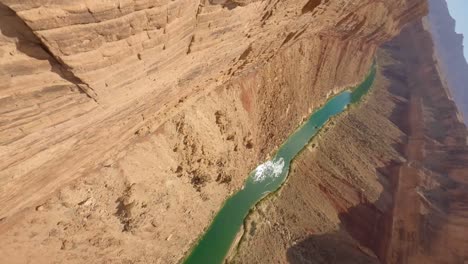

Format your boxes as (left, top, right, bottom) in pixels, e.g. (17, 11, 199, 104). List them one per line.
(234, 19, 468, 264)
(0, 0, 427, 263)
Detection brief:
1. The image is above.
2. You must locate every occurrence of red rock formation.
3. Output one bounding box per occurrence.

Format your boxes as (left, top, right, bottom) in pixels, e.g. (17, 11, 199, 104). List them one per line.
(0, 1, 428, 262)
(425, 0, 468, 124)
(233, 18, 468, 264)
(0, 0, 428, 223)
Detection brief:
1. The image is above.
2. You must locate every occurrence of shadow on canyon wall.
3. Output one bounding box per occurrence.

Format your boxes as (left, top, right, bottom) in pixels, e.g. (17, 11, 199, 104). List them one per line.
(0, 2, 91, 97)
(286, 225, 380, 264)
(286, 45, 412, 263)
(286, 157, 401, 264)
(287, 23, 468, 264)
(0, 2, 50, 60)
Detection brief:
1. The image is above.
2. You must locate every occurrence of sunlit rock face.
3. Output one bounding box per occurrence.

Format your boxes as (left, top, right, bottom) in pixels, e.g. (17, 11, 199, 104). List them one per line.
(0, 0, 427, 263)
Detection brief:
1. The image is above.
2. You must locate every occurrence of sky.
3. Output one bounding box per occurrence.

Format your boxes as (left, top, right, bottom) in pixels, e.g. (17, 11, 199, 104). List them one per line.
(446, 0, 468, 61)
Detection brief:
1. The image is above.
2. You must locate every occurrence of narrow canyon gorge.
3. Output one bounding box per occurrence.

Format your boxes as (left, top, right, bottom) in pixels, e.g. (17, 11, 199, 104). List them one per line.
(0, 0, 466, 263)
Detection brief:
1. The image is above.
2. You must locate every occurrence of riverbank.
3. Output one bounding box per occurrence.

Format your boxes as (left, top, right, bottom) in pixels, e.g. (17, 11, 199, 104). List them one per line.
(184, 64, 376, 264)
(0, 2, 429, 263)
(233, 49, 398, 264)
(232, 20, 468, 263)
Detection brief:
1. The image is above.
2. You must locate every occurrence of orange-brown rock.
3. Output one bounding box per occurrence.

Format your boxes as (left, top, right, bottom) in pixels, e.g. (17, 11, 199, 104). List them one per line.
(233, 19, 468, 264)
(0, 0, 428, 263)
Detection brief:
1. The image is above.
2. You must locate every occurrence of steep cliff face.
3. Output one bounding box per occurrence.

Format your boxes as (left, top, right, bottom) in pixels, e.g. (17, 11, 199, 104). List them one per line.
(0, 0, 426, 224)
(2, 0, 426, 105)
(425, 0, 468, 124)
(234, 19, 468, 264)
(0, 0, 427, 263)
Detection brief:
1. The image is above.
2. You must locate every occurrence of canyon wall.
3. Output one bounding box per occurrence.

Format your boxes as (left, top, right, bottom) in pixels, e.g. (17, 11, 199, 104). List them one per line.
(0, 0, 428, 263)
(0, 0, 426, 226)
(234, 19, 468, 264)
(425, 0, 468, 124)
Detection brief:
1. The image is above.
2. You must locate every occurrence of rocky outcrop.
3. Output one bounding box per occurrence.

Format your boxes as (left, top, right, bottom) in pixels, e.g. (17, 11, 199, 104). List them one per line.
(425, 0, 468, 124)
(2, 0, 424, 105)
(0, 0, 427, 224)
(0, 0, 427, 263)
(233, 19, 468, 264)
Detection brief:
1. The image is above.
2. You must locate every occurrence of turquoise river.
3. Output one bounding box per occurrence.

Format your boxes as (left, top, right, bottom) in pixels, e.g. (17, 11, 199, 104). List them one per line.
(184, 63, 377, 264)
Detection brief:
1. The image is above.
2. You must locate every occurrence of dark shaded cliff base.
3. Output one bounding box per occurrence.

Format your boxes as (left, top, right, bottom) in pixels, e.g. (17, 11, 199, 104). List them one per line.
(232, 21, 468, 264)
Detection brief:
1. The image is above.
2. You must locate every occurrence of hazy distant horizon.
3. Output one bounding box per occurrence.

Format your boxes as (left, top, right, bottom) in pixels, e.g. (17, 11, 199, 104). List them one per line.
(446, 0, 468, 63)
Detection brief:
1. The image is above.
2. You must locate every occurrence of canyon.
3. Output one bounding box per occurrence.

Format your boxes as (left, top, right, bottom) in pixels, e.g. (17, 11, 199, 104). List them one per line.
(1, 0, 466, 263)
(233, 18, 468, 264)
(425, 0, 468, 124)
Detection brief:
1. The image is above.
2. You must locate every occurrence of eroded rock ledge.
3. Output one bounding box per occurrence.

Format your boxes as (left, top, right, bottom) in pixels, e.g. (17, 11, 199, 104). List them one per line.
(0, 0, 427, 263)
(233, 19, 468, 264)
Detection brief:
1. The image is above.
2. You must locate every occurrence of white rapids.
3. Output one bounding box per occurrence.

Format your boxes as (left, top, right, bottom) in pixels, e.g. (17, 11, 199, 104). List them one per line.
(253, 157, 285, 183)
